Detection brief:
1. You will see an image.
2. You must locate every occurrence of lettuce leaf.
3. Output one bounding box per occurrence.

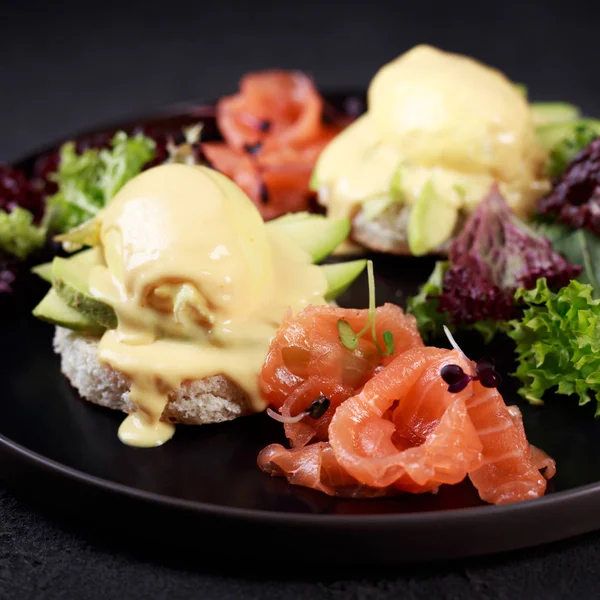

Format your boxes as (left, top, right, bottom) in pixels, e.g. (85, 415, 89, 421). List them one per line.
(535, 221, 600, 292)
(508, 278, 600, 413)
(406, 261, 449, 339)
(545, 123, 600, 178)
(439, 187, 580, 326)
(0, 206, 46, 259)
(47, 131, 155, 232)
(406, 260, 507, 342)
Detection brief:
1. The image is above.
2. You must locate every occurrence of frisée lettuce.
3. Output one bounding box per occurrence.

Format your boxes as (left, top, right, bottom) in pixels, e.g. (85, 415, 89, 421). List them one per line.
(47, 131, 156, 232)
(509, 278, 600, 414)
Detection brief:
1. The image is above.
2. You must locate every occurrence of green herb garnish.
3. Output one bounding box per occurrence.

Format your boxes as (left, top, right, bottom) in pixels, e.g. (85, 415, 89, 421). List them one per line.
(381, 330, 395, 356)
(337, 260, 395, 356)
(337, 318, 360, 350)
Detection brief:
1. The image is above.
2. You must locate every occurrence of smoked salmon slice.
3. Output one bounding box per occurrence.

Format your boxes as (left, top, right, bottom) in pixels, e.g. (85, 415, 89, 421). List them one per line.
(203, 71, 345, 220)
(466, 394, 555, 504)
(258, 330, 556, 505)
(329, 347, 483, 493)
(259, 303, 424, 448)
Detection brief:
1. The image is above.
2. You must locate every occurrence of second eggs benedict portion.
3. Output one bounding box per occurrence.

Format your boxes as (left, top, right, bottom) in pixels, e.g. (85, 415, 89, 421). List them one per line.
(312, 45, 549, 256)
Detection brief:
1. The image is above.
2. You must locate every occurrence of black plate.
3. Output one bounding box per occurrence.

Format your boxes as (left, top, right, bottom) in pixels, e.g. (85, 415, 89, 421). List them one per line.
(2, 94, 600, 565)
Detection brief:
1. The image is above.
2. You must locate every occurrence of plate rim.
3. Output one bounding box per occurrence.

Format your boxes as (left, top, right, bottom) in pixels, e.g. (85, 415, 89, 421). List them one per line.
(3, 431, 600, 527)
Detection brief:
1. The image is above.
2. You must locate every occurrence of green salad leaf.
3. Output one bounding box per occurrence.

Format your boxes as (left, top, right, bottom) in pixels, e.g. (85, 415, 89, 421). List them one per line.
(406, 260, 449, 339)
(508, 278, 600, 413)
(47, 131, 156, 232)
(406, 260, 508, 342)
(545, 123, 600, 178)
(0, 206, 46, 259)
(535, 221, 600, 292)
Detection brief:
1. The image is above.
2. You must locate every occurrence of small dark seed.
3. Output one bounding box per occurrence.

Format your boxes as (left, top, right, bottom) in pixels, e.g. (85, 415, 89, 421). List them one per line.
(475, 359, 495, 378)
(448, 379, 471, 394)
(259, 183, 269, 204)
(243, 141, 262, 155)
(479, 370, 502, 389)
(307, 396, 330, 419)
(440, 364, 467, 386)
(259, 120, 271, 133)
(475, 358, 502, 388)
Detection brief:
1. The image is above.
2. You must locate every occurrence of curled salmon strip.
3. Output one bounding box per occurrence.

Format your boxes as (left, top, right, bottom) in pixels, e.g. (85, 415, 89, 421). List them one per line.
(467, 396, 555, 504)
(203, 71, 344, 219)
(259, 442, 390, 499)
(260, 303, 424, 448)
(217, 71, 326, 150)
(328, 347, 483, 493)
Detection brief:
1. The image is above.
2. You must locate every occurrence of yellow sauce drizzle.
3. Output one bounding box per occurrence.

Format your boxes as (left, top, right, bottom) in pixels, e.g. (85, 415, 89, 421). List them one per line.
(88, 164, 327, 447)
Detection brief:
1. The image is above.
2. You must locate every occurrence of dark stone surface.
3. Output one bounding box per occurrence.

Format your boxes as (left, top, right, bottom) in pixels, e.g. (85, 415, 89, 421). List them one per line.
(2, 0, 600, 597)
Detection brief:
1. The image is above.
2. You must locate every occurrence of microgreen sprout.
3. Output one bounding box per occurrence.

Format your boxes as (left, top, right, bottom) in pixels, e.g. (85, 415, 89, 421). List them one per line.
(337, 260, 395, 356)
(440, 325, 501, 393)
(266, 396, 331, 424)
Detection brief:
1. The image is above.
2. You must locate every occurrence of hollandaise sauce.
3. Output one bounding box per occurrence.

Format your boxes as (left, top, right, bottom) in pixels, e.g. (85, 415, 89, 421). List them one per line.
(315, 44, 547, 225)
(89, 164, 327, 447)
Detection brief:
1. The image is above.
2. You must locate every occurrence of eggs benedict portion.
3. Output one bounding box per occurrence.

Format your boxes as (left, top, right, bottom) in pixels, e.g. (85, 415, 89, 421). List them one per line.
(33, 164, 364, 447)
(312, 45, 549, 255)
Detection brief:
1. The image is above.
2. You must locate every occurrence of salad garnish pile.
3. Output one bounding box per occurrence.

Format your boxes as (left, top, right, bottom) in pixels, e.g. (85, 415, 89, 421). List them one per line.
(408, 114, 600, 416)
(408, 186, 580, 341)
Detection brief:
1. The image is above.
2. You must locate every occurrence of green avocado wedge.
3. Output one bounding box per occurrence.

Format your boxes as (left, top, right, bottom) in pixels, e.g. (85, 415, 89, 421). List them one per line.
(322, 259, 367, 302)
(31, 262, 54, 283)
(531, 102, 581, 127)
(267, 212, 351, 263)
(32, 211, 361, 334)
(407, 180, 459, 257)
(33, 289, 105, 335)
(52, 250, 117, 330)
(36, 256, 367, 332)
(31, 247, 101, 284)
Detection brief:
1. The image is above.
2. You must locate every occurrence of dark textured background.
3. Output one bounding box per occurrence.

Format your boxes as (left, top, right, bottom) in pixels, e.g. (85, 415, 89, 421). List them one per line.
(2, 0, 600, 597)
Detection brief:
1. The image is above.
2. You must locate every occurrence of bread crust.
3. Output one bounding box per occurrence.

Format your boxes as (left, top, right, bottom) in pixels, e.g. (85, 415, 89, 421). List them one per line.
(53, 327, 252, 425)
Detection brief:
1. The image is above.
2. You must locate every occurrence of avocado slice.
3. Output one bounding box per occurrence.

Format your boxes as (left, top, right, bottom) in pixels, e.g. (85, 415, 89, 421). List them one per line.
(31, 261, 54, 283)
(322, 259, 367, 301)
(536, 119, 600, 151)
(52, 249, 117, 329)
(33, 289, 105, 335)
(31, 247, 101, 284)
(531, 102, 580, 127)
(267, 213, 351, 263)
(407, 180, 459, 257)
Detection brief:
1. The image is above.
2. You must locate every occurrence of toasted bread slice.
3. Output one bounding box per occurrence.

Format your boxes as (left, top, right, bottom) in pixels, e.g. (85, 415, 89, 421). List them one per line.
(53, 327, 251, 425)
